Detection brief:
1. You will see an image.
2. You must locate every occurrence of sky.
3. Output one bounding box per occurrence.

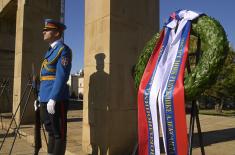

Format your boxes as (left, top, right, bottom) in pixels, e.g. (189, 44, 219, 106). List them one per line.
(64, 0, 84, 74)
(64, 0, 235, 74)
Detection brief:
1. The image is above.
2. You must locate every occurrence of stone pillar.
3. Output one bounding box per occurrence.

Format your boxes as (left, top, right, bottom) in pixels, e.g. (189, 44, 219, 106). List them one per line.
(83, 0, 159, 154)
(13, 0, 61, 124)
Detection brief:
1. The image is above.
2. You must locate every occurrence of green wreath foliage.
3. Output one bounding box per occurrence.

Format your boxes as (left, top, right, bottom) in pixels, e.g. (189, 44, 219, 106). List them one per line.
(134, 15, 229, 100)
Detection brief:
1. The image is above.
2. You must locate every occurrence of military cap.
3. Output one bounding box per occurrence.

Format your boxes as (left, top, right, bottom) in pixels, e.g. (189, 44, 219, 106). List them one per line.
(43, 19, 66, 31)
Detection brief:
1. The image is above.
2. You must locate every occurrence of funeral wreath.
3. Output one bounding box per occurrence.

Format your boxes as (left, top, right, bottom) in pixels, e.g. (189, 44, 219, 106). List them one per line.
(134, 15, 229, 100)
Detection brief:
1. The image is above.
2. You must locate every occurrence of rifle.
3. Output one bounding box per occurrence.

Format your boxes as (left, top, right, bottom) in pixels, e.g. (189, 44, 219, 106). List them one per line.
(32, 64, 42, 155)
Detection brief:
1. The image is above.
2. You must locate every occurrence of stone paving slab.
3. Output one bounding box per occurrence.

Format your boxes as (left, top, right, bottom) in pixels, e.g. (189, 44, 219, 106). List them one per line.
(1, 108, 235, 155)
(0, 129, 47, 155)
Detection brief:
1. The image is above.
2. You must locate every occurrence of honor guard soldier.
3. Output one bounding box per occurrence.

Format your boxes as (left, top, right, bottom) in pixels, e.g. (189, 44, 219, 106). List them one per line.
(36, 19, 72, 155)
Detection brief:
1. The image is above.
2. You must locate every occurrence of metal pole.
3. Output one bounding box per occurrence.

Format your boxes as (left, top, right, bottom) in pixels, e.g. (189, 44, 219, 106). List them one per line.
(60, 0, 65, 41)
(188, 100, 196, 155)
(195, 101, 205, 155)
(60, 0, 65, 24)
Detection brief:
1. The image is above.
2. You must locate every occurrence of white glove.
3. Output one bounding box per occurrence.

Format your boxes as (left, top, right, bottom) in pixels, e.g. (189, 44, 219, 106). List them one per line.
(47, 99, 56, 114)
(34, 100, 40, 111)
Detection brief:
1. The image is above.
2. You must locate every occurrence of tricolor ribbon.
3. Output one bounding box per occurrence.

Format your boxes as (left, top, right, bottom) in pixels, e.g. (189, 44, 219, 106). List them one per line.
(138, 10, 201, 155)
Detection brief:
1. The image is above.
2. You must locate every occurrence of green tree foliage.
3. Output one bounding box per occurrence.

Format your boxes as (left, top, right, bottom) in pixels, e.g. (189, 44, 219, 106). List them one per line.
(204, 46, 235, 102)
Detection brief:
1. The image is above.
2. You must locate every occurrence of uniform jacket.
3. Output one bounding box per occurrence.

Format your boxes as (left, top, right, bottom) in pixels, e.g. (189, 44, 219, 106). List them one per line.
(39, 41, 72, 103)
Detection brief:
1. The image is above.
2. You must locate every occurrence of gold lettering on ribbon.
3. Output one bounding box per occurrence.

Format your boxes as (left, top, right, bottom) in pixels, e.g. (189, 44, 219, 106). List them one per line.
(164, 39, 185, 153)
(143, 44, 166, 154)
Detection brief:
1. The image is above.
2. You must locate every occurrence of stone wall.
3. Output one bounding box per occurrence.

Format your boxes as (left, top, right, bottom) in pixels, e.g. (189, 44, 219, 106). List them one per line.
(0, 1, 16, 112)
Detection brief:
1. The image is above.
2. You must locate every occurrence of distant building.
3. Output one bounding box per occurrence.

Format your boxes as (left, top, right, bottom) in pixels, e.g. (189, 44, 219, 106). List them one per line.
(78, 75, 84, 99)
(77, 69, 84, 99)
(67, 69, 84, 99)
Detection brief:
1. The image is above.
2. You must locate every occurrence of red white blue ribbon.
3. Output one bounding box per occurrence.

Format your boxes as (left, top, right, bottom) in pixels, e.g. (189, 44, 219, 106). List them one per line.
(138, 10, 200, 155)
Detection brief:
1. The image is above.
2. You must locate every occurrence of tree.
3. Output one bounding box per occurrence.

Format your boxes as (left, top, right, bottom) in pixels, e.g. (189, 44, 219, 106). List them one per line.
(204, 46, 235, 111)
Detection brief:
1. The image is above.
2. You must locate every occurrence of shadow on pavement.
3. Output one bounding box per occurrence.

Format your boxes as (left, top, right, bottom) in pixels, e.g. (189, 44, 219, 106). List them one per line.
(0, 131, 14, 139)
(67, 117, 82, 123)
(193, 127, 235, 148)
(68, 99, 83, 110)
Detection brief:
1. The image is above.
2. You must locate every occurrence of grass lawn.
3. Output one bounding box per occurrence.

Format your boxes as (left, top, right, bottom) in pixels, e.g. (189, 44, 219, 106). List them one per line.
(199, 109, 235, 117)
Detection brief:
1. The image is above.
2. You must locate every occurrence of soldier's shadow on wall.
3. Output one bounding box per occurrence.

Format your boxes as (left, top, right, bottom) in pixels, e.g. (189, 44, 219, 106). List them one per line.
(88, 53, 110, 155)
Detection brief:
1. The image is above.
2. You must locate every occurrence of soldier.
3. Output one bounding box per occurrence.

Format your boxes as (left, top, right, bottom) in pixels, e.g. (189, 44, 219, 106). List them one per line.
(36, 19, 72, 155)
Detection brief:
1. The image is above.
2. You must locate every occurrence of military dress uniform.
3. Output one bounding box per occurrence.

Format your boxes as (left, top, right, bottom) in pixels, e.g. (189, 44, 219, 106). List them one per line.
(39, 42, 71, 102)
(39, 19, 72, 155)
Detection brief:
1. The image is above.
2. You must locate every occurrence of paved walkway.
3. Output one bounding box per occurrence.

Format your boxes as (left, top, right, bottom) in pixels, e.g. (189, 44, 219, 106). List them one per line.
(188, 115, 235, 155)
(0, 105, 235, 155)
(0, 101, 84, 155)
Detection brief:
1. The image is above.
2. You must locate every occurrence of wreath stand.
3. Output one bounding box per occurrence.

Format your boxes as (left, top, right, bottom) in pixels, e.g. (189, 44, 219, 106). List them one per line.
(0, 77, 48, 154)
(187, 37, 205, 155)
(0, 78, 33, 153)
(0, 79, 18, 130)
